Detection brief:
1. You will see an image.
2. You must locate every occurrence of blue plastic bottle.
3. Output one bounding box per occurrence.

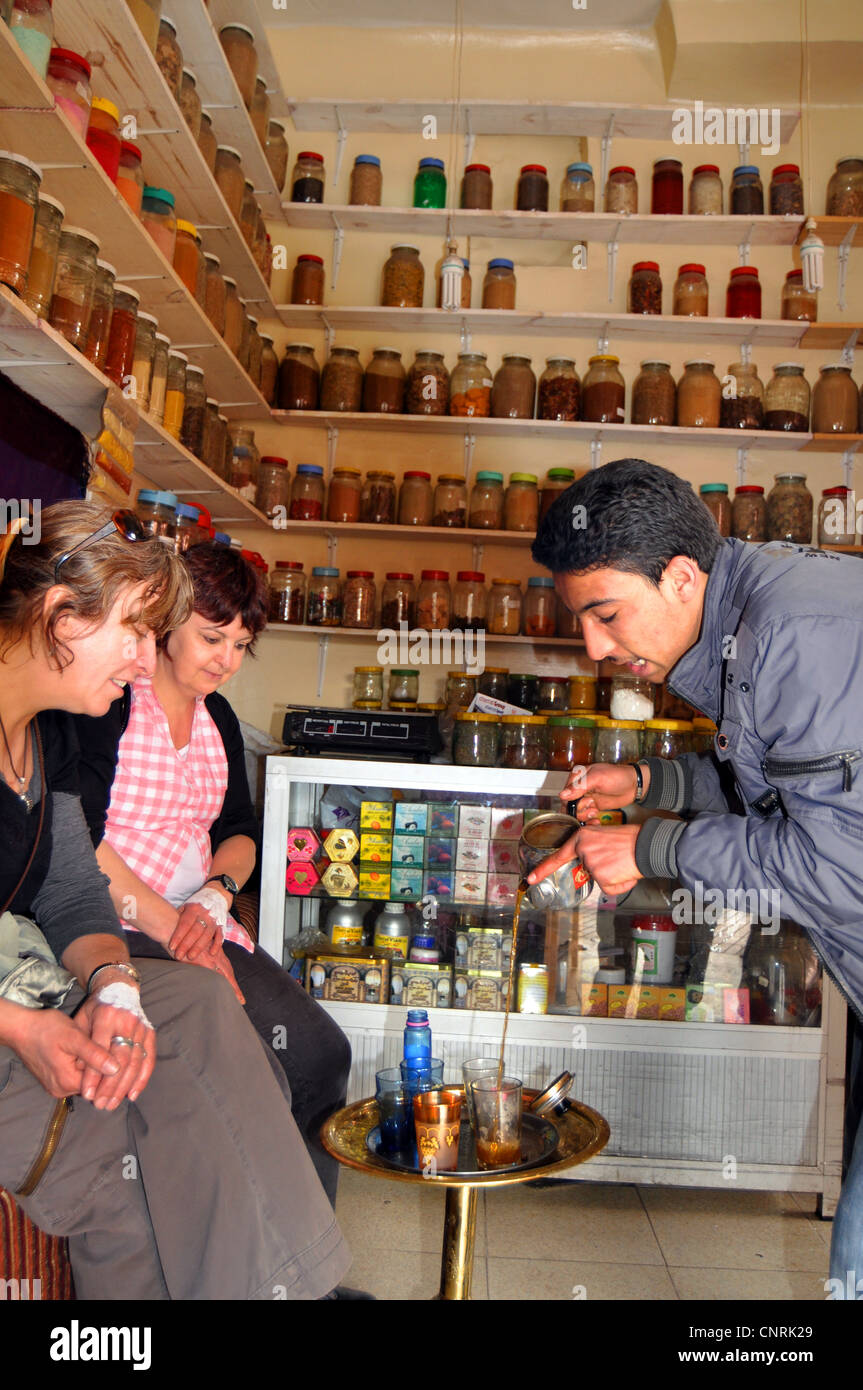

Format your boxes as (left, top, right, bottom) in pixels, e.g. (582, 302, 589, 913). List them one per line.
(403, 1009, 432, 1065)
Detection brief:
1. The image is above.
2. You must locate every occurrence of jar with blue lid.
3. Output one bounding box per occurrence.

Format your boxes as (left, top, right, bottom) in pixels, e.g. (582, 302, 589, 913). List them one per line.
(307, 567, 341, 627)
(290, 463, 324, 520)
(523, 576, 557, 637)
(174, 501, 204, 552)
(730, 165, 763, 216)
(413, 157, 446, 208)
(349, 154, 382, 206)
(213, 531, 231, 545)
(136, 489, 178, 544)
(482, 258, 516, 309)
(560, 162, 595, 211)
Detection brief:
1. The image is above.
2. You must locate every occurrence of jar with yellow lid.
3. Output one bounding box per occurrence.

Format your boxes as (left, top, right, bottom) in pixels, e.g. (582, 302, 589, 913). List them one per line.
(454, 713, 500, 767)
(594, 719, 642, 764)
(353, 667, 384, 705)
(691, 718, 718, 754)
(388, 669, 419, 705)
(641, 719, 693, 759)
(582, 355, 625, 423)
(477, 668, 509, 702)
(445, 672, 477, 711)
(498, 715, 547, 770)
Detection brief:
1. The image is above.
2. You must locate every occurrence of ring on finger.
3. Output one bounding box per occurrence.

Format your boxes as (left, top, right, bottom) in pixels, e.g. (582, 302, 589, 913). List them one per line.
(111, 1035, 137, 1048)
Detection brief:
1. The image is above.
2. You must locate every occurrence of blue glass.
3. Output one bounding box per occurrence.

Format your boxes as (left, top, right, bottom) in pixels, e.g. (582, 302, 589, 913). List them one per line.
(375, 1067, 414, 1155)
(400, 1056, 444, 1103)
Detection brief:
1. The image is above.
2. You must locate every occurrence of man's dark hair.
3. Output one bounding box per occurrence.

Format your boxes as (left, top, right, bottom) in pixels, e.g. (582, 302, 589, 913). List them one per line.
(531, 458, 721, 586)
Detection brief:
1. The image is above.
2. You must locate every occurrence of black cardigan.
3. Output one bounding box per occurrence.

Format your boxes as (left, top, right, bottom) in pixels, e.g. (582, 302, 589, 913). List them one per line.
(73, 685, 258, 853)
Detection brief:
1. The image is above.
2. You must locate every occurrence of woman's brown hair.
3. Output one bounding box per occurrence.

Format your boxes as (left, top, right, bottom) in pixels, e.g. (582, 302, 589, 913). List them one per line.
(0, 500, 193, 668)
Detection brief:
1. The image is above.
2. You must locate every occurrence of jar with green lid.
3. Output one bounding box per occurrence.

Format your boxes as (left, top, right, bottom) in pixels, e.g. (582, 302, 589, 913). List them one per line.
(720, 361, 764, 430)
(536, 676, 568, 711)
(450, 352, 492, 417)
(406, 350, 449, 415)
(569, 675, 597, 710)
(641, 719, 692, 760)
(445, 672, 477, 710)
(492, 355, 536, 419)
(560, 162, 594, 212)
(507, 673, 539, 711)
(389, 669, 419, 704)
(454, 713, 500, 767)
(766, 474, 813, 545)
(136, 489, 177, 544)
(140, 186, 176, 262)
(547, 716, 595, 769)
(594, 719, 642, 764)
(487, 579, 522, 636)
(132, 311, 158, 412)
(582, 355, 625, 423)
(148, 332, 169, 424)
(354, 667, 383, 704)
(699, 484, 731, 536)
(469, 471, 504, 529)
(732, 485, 766, 542)
(477, 668, 509, 701)
(307, 567, 341, 627)
(538, 469, 575, 523)
(631, 361, 676, 427)
(498, 715, 547, 770)
(269, 562, 306, 624)
(504, 473, 539, 532)
(413, 157, 446, 208)
(538, 360, 580, 422)
(524, 577, 556, 637)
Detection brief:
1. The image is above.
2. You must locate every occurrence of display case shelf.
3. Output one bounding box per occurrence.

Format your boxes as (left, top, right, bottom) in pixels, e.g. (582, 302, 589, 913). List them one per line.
(266, 624, 584, 647)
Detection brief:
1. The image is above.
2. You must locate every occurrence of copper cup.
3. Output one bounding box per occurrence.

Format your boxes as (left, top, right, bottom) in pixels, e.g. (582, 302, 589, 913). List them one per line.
(413, 1088, 463, 1172)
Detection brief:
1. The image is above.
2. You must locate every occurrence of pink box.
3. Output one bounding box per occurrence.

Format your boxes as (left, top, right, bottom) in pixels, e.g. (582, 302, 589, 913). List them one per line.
(285, 861, 320, 895)
(490, 808, 524, 841)
(456, 837, 488, 871)
(488, 839, 519, 873)
(487, 873, 519, 907)
(723, 987, 750, 1024)
(454, 870, 487, 904)
(286, 826, 320, 862)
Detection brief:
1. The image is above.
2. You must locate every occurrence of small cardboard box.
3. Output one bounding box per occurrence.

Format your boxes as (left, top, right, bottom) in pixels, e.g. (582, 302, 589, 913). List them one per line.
(429, 803, 458, 834)
(455, 925, 513, 971)
(360, 800, 393, 831)
(453, 968, 507, 1011)
(580, 983, 608, 1017)
(424, 870, 453, 902)
(358, 867, 392, 900)
(488, 839, 519, 874)
(685, 984, 723, 1022)
(425, 837, 455, 868)
(390, 960, 453, 1008)
(391, 834, 424, 865)
(635, 985, 660, 1020)
(320, 861, 359, 897)
(490, 808, 524, 840)
(458, 805, 492, 838)
(389, 866, 424, 900)
(487, 873, 519, 907)
(305, 952, 390, 1004)
(286, 826, 320, 862)
(659, 986, 686, 1021)
(393, 802, 428, 835)
(453, 870, 487, 905)
(322, 828, 359, 863)
(455, 837, 488, 871)
(608, 984, 637, 1019)
(285, 861, 320, 896)
(359, 832, 392, 864)
(723, 987, 750, 1024)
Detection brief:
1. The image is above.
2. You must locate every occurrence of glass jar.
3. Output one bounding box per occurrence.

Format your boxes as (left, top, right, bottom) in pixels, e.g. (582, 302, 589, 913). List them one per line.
(690, 718, 718, 754)
(770, 164, 804, 216)
(535, 677, 568, 712)
(469, 471, 504, 529)
(582, 354, 626, 423)
(406, 350, 449, 416)
(49, 224, 100, 350)
(699, 483, 731, 535)
(631, 361, 676, 426)
(278, 343, 319, 411)
(163, 349, 187, 438)
(781, 269, 817, 322)
(482, 258, 516, 310)
(537, 358, 580, 422)
(477, 668, 509, 701)
(46, 46, 91, 137)
(155, 16, 182, 96)
(148, 331, 169, 423)
(181, 365, 207, 458)
(327, 466, 362, 523)
(730, 165, 763, 215)
(651, 158, 683, 215)
(255, 456, 290, 519)
(569, 675, 597, 711)
(291, 151, 325, 203)
(720, 360, 764, 430)
(445, 672, 478, 710)
(229, 287, 246, 361)
(0, 151, 41, 295)
(433, 474, 467, 528)
(556, 598, 581, 638)
(605, 165, 637, 215)
(726, 265, 762, 319)
(560, 162, 594, 212)
(610, 676, 654, 721)
(461, 163, 492, 209)
(23, 191, 63, 319)
(359, 469, 396, 524)
(673, 263, 708, 317)
(507, 673, 539, 711)
(9, 0, 54, 77)
(353, 666, 383, 704)
(198, 255, 225, 337)
(732, 485, 766, 542)
(628, 261, 662, 315)
(132, 311, 158, 411)
(812, 364, 858, 433)
(290, 463, 325, 520)
(641, 719, 691, 760)
(826, 157, 863, 217)
(417, 570, 451, 630)
(259, 334, 278, 406)
(204, 402, 226, 478)
(381, 573, 415, 628)
(517, 164, 548, 212)
(492, 355, 535, 419)
(547, 716, 594, 769)
(173, 502, 201, 554)
(818, 486, 856, 547)
(676, 360, 720, 428)
(114, 140, 144, 217)
(218, 22, 256, 107)
(450, 351, 492, 416)
(688, 164, 723, 215)
(342, 151, 382, 207)
(538, 468, 575, 522)
(126, 0, 161, 50)
(594, 719, 642, 764)
(136, 488, 177, 544)
(179, 68, 202, 140)
(197, 111, 217, 173)
(437, 255, 471, 309)
(504, 473, 539, 531)
(452, 571, 486, 630)
(226, 426, 258, 502)
(291, 252, 324, 305)
(454, 714, 499, 768)
(362, 348, 405, 413)
(171, 219, 199, 298)
(246, 316, 262, 387)
(523, 577, 556, 637)
(413, 157, 446, 208)
(269, 563, 306, 624)
(342, 572, 376, 629)
(398, 471, 433, 526)
(320, 346, 362, 412)
(498, 716, 547, 770)
(141, 186, 176, 261)
(382, 244, 424, 309)
(250, 73, 269, 146)
(766, 474, 813, 544)
(265, 119, 288, 191)
(487, 579, 523, 636)
(764, 363, 810, 432)
(239, 180, 257, 248)
(215, 146, 244, 220)
(389, 669, 419, 704)
(85, 98, 121, 183)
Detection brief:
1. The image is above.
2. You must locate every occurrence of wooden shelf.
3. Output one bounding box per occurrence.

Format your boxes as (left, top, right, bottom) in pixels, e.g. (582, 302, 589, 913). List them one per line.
(279, 204, 805, 247)
(267, 518, 534, 546)
(266, 623, 585, 647)
(800, 323, 862, 350)
(801, 434, 863, 453)
(804, 218, 862, 248)
(207, 0, 290, 121)
(133, 417, 271, 526)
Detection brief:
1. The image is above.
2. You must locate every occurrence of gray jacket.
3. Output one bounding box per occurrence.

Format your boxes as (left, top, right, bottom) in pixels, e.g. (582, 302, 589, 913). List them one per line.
(634, 538, 863, 1018)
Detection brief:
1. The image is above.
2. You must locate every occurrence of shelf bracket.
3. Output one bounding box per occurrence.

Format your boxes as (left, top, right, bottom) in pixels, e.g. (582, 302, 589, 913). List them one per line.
(837, 224, 858, 314)
(460, 320, 472, 354)
(841, 445, 860, 492)
(463, 108, 476, 168)
(737, 227, 754, 266)
(135, 126, 181, 137)
(600, 114, 616, 196)
(597, 321, 610, 355)
(316, 634, 330, 702)
(321, 313, 335, 357)
(331, 217, 345, 292)
(738, 339, 753, 366)
(737, 140, 751, 168)
(39, 162, 87, 171)
(326, 426, 339, 482)
(0, 358, 69, 368)
(472, 540, 484, 571)
(840, 330, 859, 368)
(606, 231, 620, 305)
(736, 446, 749, 487)
(463, 432, 477, 484)
(590, 435, 602, 470)
(333, 106, 348, 188)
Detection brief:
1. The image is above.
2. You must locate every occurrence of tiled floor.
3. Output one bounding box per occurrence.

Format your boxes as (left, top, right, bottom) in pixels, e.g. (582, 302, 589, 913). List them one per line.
(335, 1171, 832, 1301)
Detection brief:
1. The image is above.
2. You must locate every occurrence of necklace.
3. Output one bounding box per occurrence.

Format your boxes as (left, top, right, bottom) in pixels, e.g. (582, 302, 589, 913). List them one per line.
(0, 709, 32, 811)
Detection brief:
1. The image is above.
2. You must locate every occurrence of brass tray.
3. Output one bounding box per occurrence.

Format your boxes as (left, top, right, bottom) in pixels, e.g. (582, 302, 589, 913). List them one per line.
(367, 1109, 559, 1179)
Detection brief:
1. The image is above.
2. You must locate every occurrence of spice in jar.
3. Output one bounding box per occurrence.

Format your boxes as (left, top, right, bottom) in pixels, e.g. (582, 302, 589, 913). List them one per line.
(826, 158, 863, 217)
(569, 675, 596, 710)
(498, 716, 547, 770)
(450, 352, 492, 416)
(547, 716, 594, 770)
(215, 146, 244, 220)
(482, 258, 516, 309)
(539, 469, 575, 522)
(556, 598, 580, 638)
(719, 361, 764, 430)
(219, 23, 257, 107)
(259, 335, 278, 406)
(382, 244, 424, 308)
(290, 463, 325, 520)
(812, 364, 858, 433)
(179, 68, 202, 141)
(172, 220, 200, 297)
(726, 265, 762, 319)
(320, 346, 362, 412)
(535, 677, 568, 711)
(255, 456, 290, 519)
(307, 567, 341, 626)
(116, 140, 144, 216)
(699, 483, 732, 536)
(362, 348, 405, 413)
(819, 486, 856, 546)
(676, 360, 720, 428)
(672, 263, 708, 316)
(469, 471, 504, 529)
(342, 571, 376, 629)
(353, 667, 384, 704)
(582, 355, 625, 423)
(0, 151, 42, 295)
(766, 474, 813, 544)
(433, 475, 467, 528)
(770, 164, 804, 216)
(507, 673, 539, 710)
(594, 718, 642, 764)
(781, 268, 817, 322)
(452, 572, 486, 630)
(265, 119, 288, 191)
(523, 576, 556, 636)
(349, 154, 382, 206)
(560, 162, 594, 211)
(141, 186, 176, 262)
(149, 331, 169, 423)
(517, 164, 549, 212)
(398, 471, 434, 526)
(86, 98, 122, 183)
(47, 46, 91, 136)
(136, 489, 177, 543)
(488, 579, 522, 636)
(198, 111, 217, 173)
(504, 474, 539, 532)
(730, 165, 764, 215)
(102, 284, 140, 386)
(642, 720, 692, 760)
(413, 157, 446, 208)
(389, 669, 419, 704)
(156, 17, 183, 96)
(132, 311, 158, 412)
(417, 570, 451, 630)
(478, 668, 509, 701)
(23, 192, 64, 319)
(492, 355, 536, 419)
(361, 470, 397, 524)
(269, 562, 306, 624)
(461, 163, 493, 209)
(453, 713, 499, 768)
(605, 165, 637, 214)
(163, 350, 187, 438)
(764, 363, 810, 432)
(651, 158, 683, 214)
(538, 359, 580, 421)
(278, 343, 320, 411)
(381, 573, 415, 628)
(688, 165, 723, 215)
(291, 253, 325, 305)
(631, 361, 675, 426)
(327, 467, 362, 523)
(628, 261, 662, 314)
(732, 485, 766, 541)
(406, 351, 449, 415)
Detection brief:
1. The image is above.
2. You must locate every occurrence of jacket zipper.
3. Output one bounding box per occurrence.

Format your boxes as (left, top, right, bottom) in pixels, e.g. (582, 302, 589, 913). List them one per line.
(801, 928, 863, 1027)
(763, 749, 863, 793)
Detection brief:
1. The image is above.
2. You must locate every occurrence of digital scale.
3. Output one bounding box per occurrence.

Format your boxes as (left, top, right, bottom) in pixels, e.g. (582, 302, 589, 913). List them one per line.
(282, 705, 443, 761)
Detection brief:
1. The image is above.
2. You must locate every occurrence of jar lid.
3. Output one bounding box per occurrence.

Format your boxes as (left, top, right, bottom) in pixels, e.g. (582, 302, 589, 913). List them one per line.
(545, 358, 576, 368)
(0, 150, 43, 181)
(119, 141, 143, 164)
(391, 668, 420, 676)
(609, 165, 636, 176)
(94, 258, 115, 276)
(733, 165, 760, 176)
(456, 571, 485, 581)
(491, 577, 521, 585)
(385, 572, 414, 580)
(297, 253, 324, 264)
(312, 566, 339, 576)
(774, 362, 804, 371)
(37, 192, 65, 217)
(548, 715, 596, 727)
(820, 363, 852, 372)
(475, 470, 503, 482)
(691, 717, 718, 731)
(501, 354, 531, 364)
(168, 348, 188, 361)
(653, 157, 683, 169)
(643, 718, 693, 730)
(527, 576, 555, 586)
(145, 489, 178, 507)
(488, 258, 514, 270)
(212, 534, 231, 545)
(216, 145, 243, 161)
(421, 570, 449, 580)
(371, 348, 401, 358)
(354, 700, 382, 710)
(773, 163, 800, 176)
(456, 711, 498, 722)
(700, 483, 728, 493)
(176, 219, 199, 237)
(482, 666, 509, 673)
(223, 276, 238, 288)
(692, 164, 720, 175)
(682, 358, 715, 368)
(735, 484, 764, 493)
(632, 261, 660, 273)
(438, 474, 465, 484)
(603, 719, 643, 728)
(175, 502, 203, 520)
(112, 283, 140, 302)
(418, 158, 445, 170)
(91, 97, 119, 123)
(774, 473, 807, 481)
(347, 570, 374, 578)
(639, 360, 671, 370)
(261, 455, 289, 467)
(520, 164, 548, 174)
(785, 269, 803, 280)
(404, 470, 431, 480)
(465, 163, 491, 173)
(275, 561, 303, 570)
(355, 665, 383, 672)
(509, 472, 537, 484)
(587, 354, 620, 365)
(501, 714, 547, 724)
(677, 263, 706, 275)
(546, 468, 575, 480)
(330, 345, 359, 354)
(297, 463, 323, 474)
(186, 364, 205, 377)
(509, 672, 537, 682)
(822, 485, 851, 495)
(354, 154, 381, 166)
(390, 243, 420, 254)
(390, 701, 419, 711)
(332, 466, 361, 476)
(729, 266, 759, 277)
(137, 310, 159, 327)
(142, 186, 176, 208)
(570, 675, 596, 682)
(219, 21, 255, 39)
(566, 162, 593, 175)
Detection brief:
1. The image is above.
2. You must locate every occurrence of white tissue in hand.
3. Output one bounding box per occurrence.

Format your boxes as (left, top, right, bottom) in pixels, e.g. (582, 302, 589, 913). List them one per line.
(184, 886, 228, 931)
(95, 982, 154, 1029)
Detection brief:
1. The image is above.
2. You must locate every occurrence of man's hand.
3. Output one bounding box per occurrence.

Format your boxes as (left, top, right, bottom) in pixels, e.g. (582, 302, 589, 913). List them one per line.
(11, 1007, 120, 1099)
(526, 823, 643, 897)
(74, 987, 154, 1108)
(561, 763, 644, 821)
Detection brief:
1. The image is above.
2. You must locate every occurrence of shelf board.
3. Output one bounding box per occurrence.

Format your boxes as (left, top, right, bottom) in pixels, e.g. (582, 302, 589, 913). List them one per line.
(283, 99, 800, 145)
(800, 434, 863, 454)
(267, 517, 534, 546)
(133, 417, 271, 525)
(49, 0, 281, 309)
(805, 218, 862, 248)
(0, 19, 53, 109)
(266, 624, 585, 647)
(275, 303, 808, 347)
(799, 323, 862, 351)
(279, 204, 805, 247)
(207, 0, 290, 120)
(271, 409, 813, 450)
(0, 283, 108, 437)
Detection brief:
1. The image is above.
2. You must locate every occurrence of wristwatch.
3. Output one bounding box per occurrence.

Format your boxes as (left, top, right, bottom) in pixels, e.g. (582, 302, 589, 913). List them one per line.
(205, 873, 239, 897)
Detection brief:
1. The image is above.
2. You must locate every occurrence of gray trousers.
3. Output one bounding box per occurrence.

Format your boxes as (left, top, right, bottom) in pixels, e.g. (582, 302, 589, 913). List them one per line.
(0, 957, 351, 1300)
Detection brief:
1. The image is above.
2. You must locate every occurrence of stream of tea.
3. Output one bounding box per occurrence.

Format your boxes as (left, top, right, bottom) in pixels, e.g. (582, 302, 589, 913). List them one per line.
(476, 882, 528, 1165)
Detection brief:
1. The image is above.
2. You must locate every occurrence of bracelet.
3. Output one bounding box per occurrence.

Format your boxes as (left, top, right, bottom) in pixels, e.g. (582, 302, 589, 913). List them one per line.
(631, 762, 645, 804)
(86, 961, 141, 995)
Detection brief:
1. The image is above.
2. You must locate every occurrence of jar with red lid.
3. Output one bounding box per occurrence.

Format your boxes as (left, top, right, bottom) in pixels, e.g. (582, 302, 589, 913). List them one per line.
(673, 264, 708, 316)
(398, 471, 433, 526)
(117, 141, 144, 216)
(769, 164, 804, 216)
(818, 486, 856, 546)
(86, 99, 122, 184)
(290, 463, 324, 520)
(342, 571, 376, 629)
(452, 571, 486, 630)
(604, 165, 637, 214)
(269, 562, 306, 624)
(46, 47, 91, 137)
(461, 163, 492, 209)
(517, 164, 549, 212)
(688, 164, 723, 215)
(781, 269, 817, 322)
(291, 253, 325, 305)
(726, 266, 762, 319)
(255, 456, 290, 519)
(651, 158, 683, 214)
(732, 485, 767, 542)
(628, 261, 662, 314)
(381, 573, 415, 628)
(417, 571, 451, 630)
(327, 467, 362, 523)
(292, 151, 325, 203)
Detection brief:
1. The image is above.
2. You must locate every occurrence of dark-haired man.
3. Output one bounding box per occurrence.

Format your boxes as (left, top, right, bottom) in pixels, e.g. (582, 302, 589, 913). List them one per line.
(528, 457, 863, 1289)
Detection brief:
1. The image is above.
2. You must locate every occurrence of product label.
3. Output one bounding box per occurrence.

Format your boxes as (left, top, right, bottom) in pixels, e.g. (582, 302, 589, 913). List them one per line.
(373, 931, 409, 959)
(517, 965, 549, 1014)
(331, 924, 363, 947)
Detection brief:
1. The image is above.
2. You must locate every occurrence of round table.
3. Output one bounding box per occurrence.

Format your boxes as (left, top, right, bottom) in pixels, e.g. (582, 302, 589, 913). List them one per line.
(321, 1087, 610, 1300)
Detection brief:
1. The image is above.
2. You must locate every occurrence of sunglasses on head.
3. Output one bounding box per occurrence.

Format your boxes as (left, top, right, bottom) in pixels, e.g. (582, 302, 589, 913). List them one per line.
(53, 509, 149, 585)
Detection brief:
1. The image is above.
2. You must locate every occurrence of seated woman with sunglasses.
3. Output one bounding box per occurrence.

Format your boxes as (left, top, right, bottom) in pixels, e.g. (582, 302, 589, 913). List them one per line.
(0, 503, 349, 1300)
(73, 542, 351, 1207)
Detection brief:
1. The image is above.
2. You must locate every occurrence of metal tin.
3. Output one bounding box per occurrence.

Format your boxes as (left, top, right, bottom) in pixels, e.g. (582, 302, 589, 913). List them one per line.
(517, 963, 549, 1014)
(518, 812, 593, 910)
(529, 1071, 574, 1117)
(323, 827, 360, 862)
(325, 899, 366, 946)
(321, 861, 359, 897)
